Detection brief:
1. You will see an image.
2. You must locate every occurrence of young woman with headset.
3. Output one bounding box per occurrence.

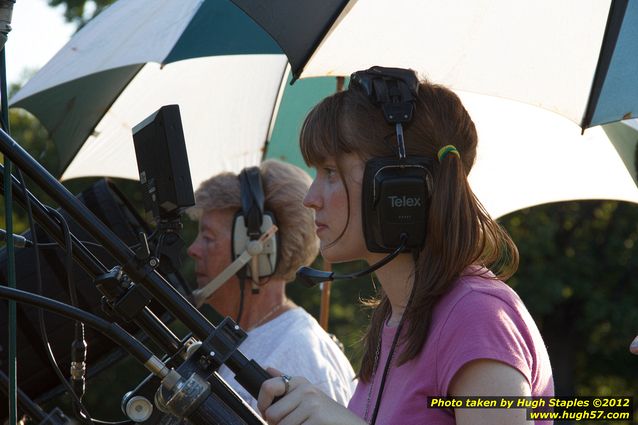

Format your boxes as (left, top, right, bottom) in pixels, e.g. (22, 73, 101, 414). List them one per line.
(257, 67, 554, 425)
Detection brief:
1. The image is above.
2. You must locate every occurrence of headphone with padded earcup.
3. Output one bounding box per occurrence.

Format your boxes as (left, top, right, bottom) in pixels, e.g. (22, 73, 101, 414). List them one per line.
(351, 66, 435, 253)
(232, 167, 278, 278)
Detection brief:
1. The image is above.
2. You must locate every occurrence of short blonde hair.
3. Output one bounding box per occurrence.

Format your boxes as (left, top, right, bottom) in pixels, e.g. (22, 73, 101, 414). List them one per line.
(189, 159, 319, 282)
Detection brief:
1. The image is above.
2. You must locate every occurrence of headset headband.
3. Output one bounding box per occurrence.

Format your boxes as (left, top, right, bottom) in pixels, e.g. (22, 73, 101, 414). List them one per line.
(350, 66, 419, 123)
(238, 167, 264, 240)
(350, 66, 419, 159)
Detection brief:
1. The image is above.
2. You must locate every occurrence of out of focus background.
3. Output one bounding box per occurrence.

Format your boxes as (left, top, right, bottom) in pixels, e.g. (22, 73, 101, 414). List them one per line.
(1, 1, 637, 425)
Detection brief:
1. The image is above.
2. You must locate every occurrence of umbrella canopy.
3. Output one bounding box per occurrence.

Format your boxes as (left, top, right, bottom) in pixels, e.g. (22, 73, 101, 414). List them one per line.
(9, 0, 638, 219)
(266, 80, 638, 219)
(459, 95, 638, 218)
(231, 0, 638, 129)
(10, 0, 286, 181)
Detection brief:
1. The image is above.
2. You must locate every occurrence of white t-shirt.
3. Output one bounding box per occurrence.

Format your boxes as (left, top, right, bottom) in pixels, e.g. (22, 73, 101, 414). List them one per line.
(218, 307, 357, 412)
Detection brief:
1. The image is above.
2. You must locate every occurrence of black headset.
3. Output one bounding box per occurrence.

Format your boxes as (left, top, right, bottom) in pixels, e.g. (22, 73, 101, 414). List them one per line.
(296, 67, 435, 287)
(352, 67, 436, 425)
(351, 66, 434, 253)
(232, 167, 278, 279)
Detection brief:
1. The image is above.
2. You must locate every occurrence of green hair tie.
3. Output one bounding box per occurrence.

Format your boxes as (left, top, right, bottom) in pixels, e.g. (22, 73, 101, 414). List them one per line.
(437, 145, 460, 162)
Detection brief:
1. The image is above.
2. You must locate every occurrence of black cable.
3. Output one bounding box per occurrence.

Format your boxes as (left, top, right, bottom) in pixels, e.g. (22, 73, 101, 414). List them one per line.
(152, 231, 164, 260)
(45, 208, 76, 305)
(368, 268, 417, 425)
(346, 238, 407, 279)
(46, 206, 89, 412)
(296, 234, 409, 287)
(0, 286, 159, 367)
(368, 313, 406, 425)
(36, 240, 105, 249)
(16, 170, 94, 424)
(0, 170, 184, 355)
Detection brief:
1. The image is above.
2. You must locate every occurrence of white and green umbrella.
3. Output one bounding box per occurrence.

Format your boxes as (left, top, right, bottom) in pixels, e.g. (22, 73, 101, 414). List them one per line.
(10, 0, 288, 186)
(232, 0, 638, 130)
(9, 0, 638, 219)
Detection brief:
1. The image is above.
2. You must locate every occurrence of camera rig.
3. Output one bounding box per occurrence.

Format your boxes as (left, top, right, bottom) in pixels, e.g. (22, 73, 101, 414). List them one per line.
(0, 104, 272, 425)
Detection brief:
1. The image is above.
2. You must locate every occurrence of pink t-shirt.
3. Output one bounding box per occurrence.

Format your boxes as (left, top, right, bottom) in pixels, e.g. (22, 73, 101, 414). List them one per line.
(348, 270, 554, 424)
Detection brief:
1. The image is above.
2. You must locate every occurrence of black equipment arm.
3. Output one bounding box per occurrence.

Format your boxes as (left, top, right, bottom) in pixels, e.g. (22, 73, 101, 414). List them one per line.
(0, 287, 265, 425)
(0, 129, 210, 335)
(0, 164, 183, 357)
(0, 286, 166, 375)
(0, 369, 70, 425)
(0, 369, 47, 423)
(0, 128, 273, 411)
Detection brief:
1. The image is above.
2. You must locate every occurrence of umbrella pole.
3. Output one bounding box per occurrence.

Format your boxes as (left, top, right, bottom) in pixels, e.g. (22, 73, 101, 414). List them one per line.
(319, 261, 332, 330)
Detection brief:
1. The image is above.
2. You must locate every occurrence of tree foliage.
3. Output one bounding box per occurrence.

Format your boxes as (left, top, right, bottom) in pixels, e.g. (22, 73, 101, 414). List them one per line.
(47, 0, 116, 28)
(501, 201, 638, 423)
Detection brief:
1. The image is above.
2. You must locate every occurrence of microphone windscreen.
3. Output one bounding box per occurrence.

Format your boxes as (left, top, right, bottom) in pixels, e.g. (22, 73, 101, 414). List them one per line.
(296, 267, 333, 288)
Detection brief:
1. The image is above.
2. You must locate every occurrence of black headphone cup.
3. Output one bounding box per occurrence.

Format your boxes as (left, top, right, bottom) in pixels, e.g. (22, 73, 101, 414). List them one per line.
(348, 67, 435, 253)
(362, 157, 434, 253)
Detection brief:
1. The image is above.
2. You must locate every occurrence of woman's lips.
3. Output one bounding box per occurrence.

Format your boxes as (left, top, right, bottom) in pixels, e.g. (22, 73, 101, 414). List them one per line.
(315, 222, 328, 233)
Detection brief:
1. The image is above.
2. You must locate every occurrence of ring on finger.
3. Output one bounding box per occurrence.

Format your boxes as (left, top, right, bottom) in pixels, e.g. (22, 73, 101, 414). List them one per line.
(280, 374, 292, 394)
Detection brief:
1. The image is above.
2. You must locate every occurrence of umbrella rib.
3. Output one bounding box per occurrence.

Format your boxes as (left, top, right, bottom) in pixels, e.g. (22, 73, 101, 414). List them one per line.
(581, 0, 629, 130)
(290, 0, 352, 82)
(261, 63, 291, 162)
(229, 0, 351, 82)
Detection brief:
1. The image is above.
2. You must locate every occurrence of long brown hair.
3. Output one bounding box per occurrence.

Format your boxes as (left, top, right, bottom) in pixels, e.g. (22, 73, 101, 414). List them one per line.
(300, 76, 519, 382)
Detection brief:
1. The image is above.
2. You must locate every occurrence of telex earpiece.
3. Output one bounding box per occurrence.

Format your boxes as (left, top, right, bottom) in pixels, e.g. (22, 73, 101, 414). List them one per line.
(350, 66, 434, 253)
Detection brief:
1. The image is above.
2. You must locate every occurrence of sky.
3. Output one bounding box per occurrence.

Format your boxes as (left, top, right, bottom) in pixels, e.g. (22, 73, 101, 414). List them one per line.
(7, 0, 74, 85)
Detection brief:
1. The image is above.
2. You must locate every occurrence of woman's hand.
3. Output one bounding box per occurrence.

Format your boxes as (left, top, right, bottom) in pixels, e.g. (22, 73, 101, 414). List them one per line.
(258, 368, 364, 425)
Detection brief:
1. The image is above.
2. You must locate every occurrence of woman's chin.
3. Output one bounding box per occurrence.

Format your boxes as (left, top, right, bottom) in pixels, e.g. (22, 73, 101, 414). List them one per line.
(320, 246, 359, 264)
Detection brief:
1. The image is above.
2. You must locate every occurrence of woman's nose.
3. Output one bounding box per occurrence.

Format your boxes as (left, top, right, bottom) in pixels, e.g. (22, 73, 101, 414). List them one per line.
(303, 180, 321, 209)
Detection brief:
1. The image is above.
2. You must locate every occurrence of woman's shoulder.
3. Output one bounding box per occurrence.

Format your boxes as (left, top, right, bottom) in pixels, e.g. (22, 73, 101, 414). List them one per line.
(264, 307, 345, 351)
(430, 268, 537, 346)
(440, 267, 524, 314)
(428, 268, 553, 397)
